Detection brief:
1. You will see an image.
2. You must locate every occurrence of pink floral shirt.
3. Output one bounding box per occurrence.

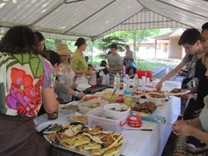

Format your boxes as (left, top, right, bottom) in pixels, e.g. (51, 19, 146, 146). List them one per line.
(0, 52, 55, 117)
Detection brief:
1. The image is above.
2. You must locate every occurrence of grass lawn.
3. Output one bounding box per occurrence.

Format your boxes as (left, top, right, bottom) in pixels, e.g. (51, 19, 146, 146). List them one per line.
(91, 56, 178, 71)
(136, 59, 168, 70)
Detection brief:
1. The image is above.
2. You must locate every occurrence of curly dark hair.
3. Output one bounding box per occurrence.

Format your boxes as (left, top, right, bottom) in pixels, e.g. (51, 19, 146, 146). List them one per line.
(0, 26, 41, 55)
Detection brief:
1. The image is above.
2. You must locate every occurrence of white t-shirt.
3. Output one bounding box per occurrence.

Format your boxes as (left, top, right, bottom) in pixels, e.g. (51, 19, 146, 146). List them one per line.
(99, 71, 110, 85)
(199, 95, 208, 131)
(59, 63, 75, 103)
(88, 71, 97, 86)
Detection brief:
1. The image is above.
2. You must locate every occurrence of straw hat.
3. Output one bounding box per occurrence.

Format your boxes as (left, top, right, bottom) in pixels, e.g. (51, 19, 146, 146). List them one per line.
(56, 44, 73, 55)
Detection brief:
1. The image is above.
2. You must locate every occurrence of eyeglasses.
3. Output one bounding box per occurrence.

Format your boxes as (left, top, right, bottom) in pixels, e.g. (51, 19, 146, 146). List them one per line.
(202, 38, 208, 43)
(183, 45, 193, 50)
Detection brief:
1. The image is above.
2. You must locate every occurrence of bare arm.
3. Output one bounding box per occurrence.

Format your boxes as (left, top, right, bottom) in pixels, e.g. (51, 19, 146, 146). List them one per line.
(187, 117, 203, 130)
(42, 88, 59, 113)
(173, 118, 208, 144)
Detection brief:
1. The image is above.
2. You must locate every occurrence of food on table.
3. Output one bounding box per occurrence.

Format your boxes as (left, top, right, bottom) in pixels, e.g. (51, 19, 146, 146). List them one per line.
(147, 93, 165, 98)
(99, 133, 114, 147)
(170, 88, 184, 93)
(104, 104, 130, 112)
(89, 126, 103, 135)
(69, 115, 88, 123)
(80, 141, 101, 150)
(132, 91, 143, 97)
(132, 102, 156, 113)
(101, 92, 119, 103)
(89, 102, 101, 108)
(47, 123, 63, 132)
(83, 132, 103, 144)
(53, 124, 125, 156)
(62, 105, 78, 111)
(44, 132, 56, 141)
(84, 95, 98, 101)
(74, 134, 91, 147)
(60, 124, 84, 137)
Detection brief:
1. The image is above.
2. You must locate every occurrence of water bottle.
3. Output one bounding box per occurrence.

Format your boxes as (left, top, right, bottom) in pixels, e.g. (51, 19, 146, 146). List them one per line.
(57, 67, 63, 82)
(123, 74, 130, 91)
(133, 74, 139, 90)
(114, 73, 120, 90)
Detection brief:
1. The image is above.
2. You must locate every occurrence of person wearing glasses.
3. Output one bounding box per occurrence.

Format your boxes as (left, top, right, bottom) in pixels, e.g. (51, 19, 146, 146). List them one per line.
(155, 28, 204, 91)
(172, 51, 208, 154)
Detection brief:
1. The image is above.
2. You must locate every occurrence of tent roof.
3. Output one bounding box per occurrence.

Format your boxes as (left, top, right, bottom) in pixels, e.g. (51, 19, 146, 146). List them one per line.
(0, 0, 207, 40)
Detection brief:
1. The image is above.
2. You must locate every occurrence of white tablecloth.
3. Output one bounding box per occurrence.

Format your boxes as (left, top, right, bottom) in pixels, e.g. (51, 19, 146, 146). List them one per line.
(35, 81, 181, 156)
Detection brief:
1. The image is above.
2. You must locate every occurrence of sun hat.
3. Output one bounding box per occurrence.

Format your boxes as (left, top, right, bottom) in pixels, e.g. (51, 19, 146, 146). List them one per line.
(56, 43, 73, 55)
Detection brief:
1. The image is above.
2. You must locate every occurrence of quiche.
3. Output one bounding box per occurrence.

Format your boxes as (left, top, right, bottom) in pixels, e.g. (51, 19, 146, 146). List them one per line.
(74, 134, 91, 147)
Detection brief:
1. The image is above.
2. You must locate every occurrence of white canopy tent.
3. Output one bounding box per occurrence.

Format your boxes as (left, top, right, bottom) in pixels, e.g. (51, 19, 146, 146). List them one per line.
(0, 0, 207, 40)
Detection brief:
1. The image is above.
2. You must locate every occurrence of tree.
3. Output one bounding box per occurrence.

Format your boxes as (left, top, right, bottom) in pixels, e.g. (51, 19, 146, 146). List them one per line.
(95, 29, 161, 53)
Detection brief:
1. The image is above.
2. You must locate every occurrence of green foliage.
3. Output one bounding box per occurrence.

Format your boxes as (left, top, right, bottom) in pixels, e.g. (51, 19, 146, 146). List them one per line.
(95, 36, 126, 52)
(95, 29, 162, 52)
(136, 59, 167, 70)
(45, 39, 55, 50)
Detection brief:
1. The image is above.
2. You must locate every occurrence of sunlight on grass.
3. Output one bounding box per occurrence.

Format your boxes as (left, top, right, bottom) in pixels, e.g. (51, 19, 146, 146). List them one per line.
(136, 59, 167, 70)
(91, 57, 176, 71)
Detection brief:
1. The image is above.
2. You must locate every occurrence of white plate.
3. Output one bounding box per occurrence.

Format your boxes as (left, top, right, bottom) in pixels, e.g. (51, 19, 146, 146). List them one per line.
(94, 66, 105, 70)
(36, 121, 63, 133)
(75, 76, 88, 85)
(164, 89, 190, 96)
(77, 84, 91, 91)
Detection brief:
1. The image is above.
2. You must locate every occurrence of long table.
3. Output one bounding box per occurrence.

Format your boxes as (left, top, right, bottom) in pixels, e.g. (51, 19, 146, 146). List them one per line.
(35, 81, 181, 156)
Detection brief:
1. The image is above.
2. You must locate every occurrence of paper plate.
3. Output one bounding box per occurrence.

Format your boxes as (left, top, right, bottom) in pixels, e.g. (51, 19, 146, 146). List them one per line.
(75, 76, 88, 85)
(164, 89, 190, 96)
(94, 66, 105, 70)
(77, 84, 91, 91)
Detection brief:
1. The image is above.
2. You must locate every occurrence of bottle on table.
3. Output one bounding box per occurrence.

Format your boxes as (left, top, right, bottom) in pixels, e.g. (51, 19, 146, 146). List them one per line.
(57, 67, 63, 81)
(114, 73, 120, 90)
(133, 74, 139, 90)
(123, 74, 130, 91)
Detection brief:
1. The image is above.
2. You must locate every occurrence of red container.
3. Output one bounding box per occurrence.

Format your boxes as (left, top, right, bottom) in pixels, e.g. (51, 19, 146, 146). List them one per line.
(136, 70, 152, 80)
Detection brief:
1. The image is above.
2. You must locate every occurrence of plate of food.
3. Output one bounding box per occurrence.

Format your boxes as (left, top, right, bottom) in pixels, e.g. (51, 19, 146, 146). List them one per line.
(131, 101, 156, 114)
(46, 124, 126, 156)
(36, 121, 63, 134)
(145, 92, 167, 106)
(164, 88, 190, 96)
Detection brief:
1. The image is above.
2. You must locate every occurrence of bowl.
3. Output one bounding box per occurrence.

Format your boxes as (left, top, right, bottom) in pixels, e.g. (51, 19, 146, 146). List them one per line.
(101, 91, 119, 103)
(78, 99, 109, 114)
(145, 92, 167, 106)
(104, 103, 130, 118)
(77, 84, 91, 91)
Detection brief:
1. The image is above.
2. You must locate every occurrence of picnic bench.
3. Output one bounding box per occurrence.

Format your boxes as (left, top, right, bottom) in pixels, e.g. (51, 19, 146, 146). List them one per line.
(152, 66, 186, 83)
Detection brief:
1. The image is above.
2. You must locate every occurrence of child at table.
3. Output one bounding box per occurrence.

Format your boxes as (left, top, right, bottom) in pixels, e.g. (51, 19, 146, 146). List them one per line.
(97, 60, 110, 86)
(87, 64, 97, 86)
